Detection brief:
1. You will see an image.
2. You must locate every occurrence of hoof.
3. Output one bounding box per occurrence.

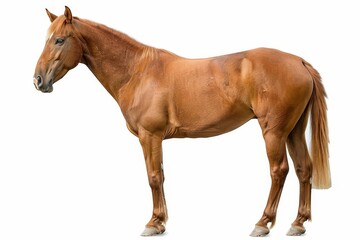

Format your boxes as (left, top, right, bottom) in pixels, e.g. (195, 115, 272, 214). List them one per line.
(250, 225, 270, 237)
(141, 226, 164, 237)
(286, 225, 306, 236)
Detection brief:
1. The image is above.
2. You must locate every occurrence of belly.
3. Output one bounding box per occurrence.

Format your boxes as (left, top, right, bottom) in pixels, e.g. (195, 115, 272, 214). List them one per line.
(176, 113, 255, 138)
(167, 92, 255, 138)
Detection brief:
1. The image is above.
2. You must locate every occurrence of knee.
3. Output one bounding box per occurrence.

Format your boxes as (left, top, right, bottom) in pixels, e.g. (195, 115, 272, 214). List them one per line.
(270, 163, 289, 183)
(148, 170, 163, 188)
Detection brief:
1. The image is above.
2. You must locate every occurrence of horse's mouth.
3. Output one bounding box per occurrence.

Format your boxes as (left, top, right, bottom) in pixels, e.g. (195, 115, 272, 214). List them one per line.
(40, 85, 54, 93)
(33, 78, 54, 93)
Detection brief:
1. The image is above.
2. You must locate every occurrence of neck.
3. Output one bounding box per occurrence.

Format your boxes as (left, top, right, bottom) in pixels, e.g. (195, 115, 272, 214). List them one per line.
(76, 18, 151, 99)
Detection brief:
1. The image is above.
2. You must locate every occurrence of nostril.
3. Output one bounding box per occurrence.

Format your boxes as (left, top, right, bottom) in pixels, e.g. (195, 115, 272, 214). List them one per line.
(36, 75, 43, 87)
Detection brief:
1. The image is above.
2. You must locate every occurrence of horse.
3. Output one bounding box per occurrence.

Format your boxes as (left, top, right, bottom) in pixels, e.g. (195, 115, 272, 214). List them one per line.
(33, 6, 330, 237)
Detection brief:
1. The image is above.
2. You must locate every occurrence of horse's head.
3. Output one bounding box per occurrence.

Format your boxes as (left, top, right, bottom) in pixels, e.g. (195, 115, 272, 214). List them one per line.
(33, 6, 83, 93)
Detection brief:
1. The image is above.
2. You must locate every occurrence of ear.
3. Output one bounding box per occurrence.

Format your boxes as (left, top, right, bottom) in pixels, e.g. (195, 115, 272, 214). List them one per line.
(64, 6, 72, 23)
(46, 8, 58, 22)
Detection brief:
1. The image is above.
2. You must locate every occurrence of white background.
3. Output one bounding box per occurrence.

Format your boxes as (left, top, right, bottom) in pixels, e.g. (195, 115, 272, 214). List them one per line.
(1, 0, 359, 239)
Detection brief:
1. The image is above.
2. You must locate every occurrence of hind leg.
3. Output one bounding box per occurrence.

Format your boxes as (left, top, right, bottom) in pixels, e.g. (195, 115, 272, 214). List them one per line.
(250, 132, 289, 237)
(286, 113, 312, 236)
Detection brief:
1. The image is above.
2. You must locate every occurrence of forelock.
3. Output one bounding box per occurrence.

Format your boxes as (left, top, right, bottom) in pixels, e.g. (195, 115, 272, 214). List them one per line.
(45, 15, 66, 41)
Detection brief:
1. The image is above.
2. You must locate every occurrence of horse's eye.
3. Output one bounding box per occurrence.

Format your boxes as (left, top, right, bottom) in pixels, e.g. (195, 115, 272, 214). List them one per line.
(55, 38, 65, 45)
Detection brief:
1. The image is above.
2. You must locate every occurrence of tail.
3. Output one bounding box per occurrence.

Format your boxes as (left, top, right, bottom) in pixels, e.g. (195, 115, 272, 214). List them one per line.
(303, 60, 331, 189)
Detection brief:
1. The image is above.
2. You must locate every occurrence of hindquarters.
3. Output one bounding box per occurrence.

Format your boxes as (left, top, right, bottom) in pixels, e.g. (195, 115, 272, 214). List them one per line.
(247, 48, 327, 236)
(248, 48, 314, 138)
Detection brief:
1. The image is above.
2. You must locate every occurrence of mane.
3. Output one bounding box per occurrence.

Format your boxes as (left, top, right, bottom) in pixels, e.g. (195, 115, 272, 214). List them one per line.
(81, 18, 148, 51)
(129, 47, 163, 79)
(78, 18, 179, 76)
(78, 18, 178, 59)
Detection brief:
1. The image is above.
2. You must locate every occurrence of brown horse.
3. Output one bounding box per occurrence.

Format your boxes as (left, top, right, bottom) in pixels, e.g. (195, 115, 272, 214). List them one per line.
(33, 6, 330, 237)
